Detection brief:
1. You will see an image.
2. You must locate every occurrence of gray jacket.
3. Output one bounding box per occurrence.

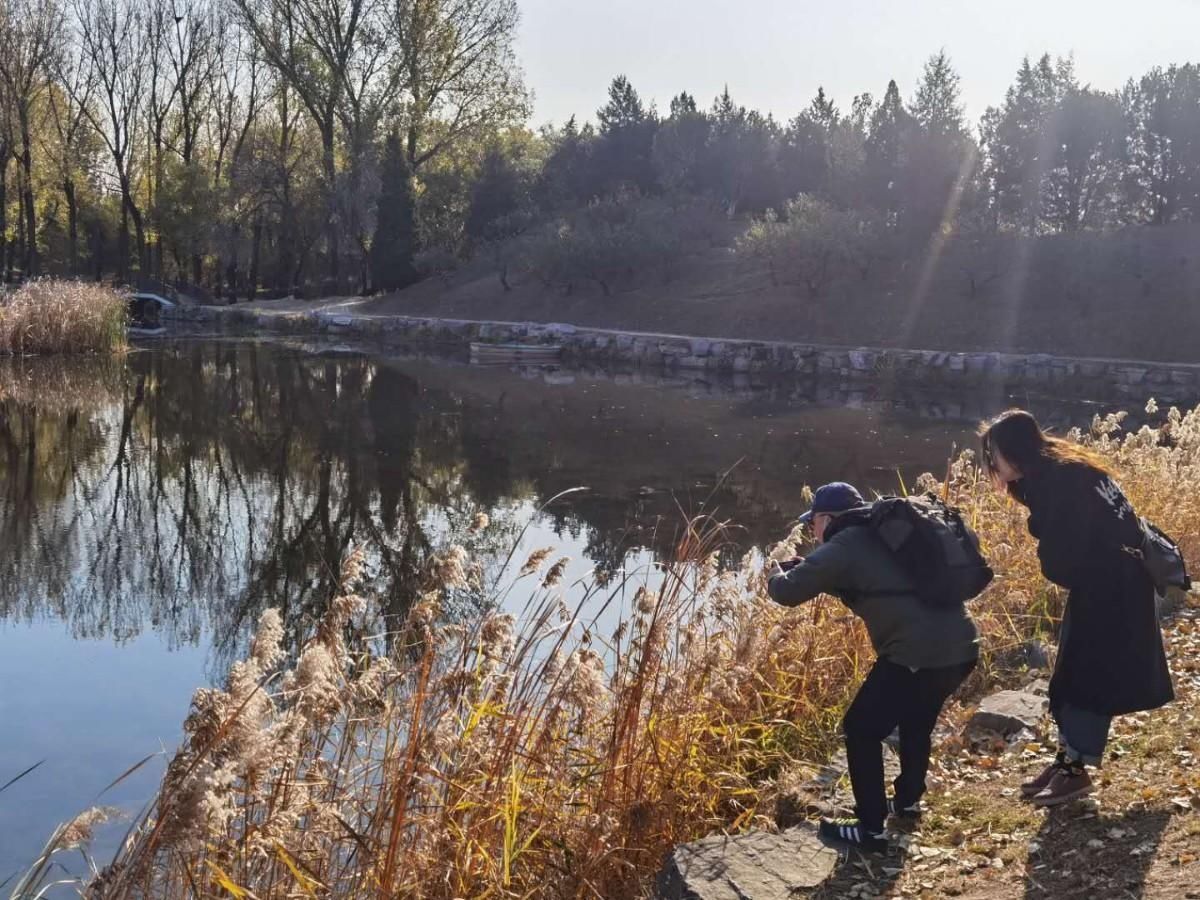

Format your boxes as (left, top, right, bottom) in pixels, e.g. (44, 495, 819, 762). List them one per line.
(767, 524, 979, 670)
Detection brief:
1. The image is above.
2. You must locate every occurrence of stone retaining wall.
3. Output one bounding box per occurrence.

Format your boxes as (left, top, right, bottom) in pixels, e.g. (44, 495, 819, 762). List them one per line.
(168, 305, 1200, 402)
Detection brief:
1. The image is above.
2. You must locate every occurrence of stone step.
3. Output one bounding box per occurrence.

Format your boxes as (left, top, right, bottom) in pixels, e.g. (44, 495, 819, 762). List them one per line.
(967, 689, 1048, 737)
(657, 823, 839, 900)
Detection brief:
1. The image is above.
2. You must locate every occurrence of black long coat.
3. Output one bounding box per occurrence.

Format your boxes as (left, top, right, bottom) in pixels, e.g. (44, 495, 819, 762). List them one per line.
(1010, 460, 1174, 716)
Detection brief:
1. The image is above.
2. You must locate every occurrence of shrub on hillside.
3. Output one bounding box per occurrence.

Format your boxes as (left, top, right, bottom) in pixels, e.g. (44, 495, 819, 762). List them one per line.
(476, 210, 537, 291)
(517, 193, 720, 295)
(413, 248, 460, 287)
(737, 195, 874, 299)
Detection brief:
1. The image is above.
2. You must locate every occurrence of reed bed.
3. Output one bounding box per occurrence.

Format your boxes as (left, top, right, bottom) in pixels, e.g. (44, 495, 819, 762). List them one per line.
(28, 401, 1200, 898)
(0, 280, 127, 356)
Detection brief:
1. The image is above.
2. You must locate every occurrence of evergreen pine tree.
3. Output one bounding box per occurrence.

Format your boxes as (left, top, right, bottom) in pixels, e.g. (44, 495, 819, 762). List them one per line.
(597, 75, 648, 133)
(669, 92, 698, 118)
(864, 80, 911, 216)
(466, 146, 527, 241)
(595, 75, 658, 192)
(370, 131, 419, 292)
(808, 87, 839, 128)
(911, 50, 965, 138)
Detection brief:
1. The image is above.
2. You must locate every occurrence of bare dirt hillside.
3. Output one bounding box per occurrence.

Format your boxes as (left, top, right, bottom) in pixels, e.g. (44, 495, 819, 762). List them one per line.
(248, 222, 1200, 364)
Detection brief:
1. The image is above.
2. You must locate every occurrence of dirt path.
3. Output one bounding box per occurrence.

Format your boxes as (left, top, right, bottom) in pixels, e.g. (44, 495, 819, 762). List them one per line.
(802, 602, 1200, 900)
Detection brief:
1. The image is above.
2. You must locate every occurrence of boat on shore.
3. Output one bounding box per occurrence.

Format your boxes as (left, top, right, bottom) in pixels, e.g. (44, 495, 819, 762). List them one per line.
(128, 292, 177, 337)
(469, 342, 562, 364)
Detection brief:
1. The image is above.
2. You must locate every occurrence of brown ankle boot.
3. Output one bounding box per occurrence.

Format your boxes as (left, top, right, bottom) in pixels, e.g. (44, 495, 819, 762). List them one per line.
(1031, 765, 1094, 807)
(1020, 761, 1060, 798)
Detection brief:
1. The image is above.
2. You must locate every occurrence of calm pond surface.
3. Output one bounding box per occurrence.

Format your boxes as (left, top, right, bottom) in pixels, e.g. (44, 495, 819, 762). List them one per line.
(0, 339, 1115, 873)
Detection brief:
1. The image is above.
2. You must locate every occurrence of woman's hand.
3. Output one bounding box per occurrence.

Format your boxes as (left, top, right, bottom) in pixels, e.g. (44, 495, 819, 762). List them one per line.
(767, 559, 785, 579)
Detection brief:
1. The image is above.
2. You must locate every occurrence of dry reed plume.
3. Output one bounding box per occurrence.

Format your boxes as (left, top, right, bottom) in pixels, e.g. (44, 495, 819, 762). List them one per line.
(0, 280, 127, 356)
(24, 401, 1200, 898)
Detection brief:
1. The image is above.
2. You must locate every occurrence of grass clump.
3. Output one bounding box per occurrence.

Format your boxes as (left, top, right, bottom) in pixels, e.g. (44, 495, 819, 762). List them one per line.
(30, 399, 1200, 898)
(0, 279, 127, 356)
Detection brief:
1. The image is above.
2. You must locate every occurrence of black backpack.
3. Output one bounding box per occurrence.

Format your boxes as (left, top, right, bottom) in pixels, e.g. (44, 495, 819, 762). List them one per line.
(1136, 518, 1191, 594)
(864, 493, 995, 608)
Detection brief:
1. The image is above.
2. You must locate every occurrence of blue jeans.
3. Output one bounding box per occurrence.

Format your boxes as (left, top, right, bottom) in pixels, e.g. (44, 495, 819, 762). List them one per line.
(1055, 703, 1112, 766)
(1054, 606, 1113, 766)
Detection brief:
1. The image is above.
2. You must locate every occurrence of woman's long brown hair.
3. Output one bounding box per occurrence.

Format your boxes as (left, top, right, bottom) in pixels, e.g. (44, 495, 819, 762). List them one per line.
(979, 408, 1114, 479)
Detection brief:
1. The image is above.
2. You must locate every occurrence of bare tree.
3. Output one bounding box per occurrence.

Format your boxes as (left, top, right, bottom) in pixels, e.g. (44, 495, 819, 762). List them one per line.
(230, 0, 388, 282)
(167, 0, 220, 165)
(0, 0, 61, 276)
(211, 22, 261, 186)
(387, 0, 528, 172)
(164, 0, 221, 283)
(46, 35, 97, 275)
(72, 0, 149, 280)
(142, 0, 176, 279)
(209, 24, 263, 297)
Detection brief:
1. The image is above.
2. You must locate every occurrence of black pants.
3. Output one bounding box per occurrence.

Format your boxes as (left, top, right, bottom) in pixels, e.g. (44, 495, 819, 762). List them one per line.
(842, 656, 977, 831)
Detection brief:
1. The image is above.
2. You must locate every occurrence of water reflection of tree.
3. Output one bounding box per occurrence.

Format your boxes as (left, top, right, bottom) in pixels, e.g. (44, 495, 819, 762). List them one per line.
(0, 345, 525, 669)
(0, 343, 1095, 668)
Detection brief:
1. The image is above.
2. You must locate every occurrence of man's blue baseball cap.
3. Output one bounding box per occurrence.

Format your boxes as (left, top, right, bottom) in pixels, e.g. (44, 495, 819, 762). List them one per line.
(798, 482, 866, 524)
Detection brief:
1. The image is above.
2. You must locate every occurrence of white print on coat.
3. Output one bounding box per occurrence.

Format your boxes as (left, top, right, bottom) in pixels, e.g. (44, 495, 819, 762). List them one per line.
(1095, 477, 1134, 521)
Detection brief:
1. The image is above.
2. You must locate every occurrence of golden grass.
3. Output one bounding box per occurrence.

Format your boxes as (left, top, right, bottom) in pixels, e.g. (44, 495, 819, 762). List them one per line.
(27, 401, 1200, 899)
(0, 279, 127, 356)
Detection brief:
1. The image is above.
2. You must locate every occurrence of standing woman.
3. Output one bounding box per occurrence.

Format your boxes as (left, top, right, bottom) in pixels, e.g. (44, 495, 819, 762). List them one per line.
(980, 409, 1173, 806)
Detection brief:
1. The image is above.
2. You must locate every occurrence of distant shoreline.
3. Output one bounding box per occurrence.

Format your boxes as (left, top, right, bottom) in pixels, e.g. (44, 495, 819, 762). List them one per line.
(170, 304, 1200, 404)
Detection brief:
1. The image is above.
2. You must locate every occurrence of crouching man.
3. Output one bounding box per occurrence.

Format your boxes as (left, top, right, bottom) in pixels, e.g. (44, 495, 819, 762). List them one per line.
(767, 482, 980, 851)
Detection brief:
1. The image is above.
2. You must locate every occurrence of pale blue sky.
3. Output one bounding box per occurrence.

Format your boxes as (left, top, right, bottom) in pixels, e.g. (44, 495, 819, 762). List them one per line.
(516, 0, 1200, 130)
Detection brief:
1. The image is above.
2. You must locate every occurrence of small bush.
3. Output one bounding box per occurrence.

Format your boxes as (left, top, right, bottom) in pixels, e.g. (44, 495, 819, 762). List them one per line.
(0, 280, 127, 355)
(413, 247, 461, 286)
(519, 193, 695, 295)
(737, 195, 874, 299)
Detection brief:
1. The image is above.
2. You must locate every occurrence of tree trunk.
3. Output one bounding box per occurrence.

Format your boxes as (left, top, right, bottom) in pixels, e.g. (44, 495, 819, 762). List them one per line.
(118, 192, 130, 282)
(277, 226, 295, 295)
(91, 219, 104, 281)
(128, 198, 147, 276)
(15, 186, 26, 279)
(228, 222, 241, 296)
(152, 127, 165, 280)
(322, 123, 338, 282)
(248, 215, 262, 302)
(0, 154, 7, 282)
(65, 179, 78, 276)
(20, 121, 36, 277)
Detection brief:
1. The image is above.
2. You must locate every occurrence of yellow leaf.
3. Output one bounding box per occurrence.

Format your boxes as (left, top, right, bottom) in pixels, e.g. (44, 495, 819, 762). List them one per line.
(205, 861, 254, 900)
(275, 843, 324, 898)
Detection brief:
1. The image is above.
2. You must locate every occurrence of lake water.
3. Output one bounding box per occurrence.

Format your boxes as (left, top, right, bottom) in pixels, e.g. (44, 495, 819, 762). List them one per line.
(0, 339, 1115, 875)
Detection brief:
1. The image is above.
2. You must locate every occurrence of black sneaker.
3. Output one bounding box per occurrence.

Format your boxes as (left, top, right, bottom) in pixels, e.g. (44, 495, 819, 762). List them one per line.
(887, 797, 922, 820)
(818, 817, 889, 852)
